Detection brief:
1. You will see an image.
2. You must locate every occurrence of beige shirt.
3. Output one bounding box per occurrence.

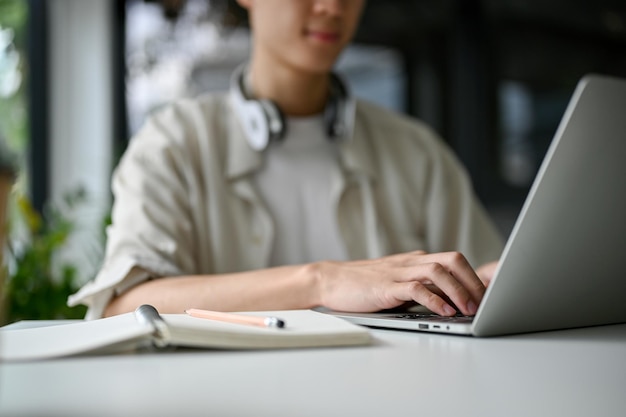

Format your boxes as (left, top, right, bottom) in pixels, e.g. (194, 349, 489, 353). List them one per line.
(69, 93, 503, 319)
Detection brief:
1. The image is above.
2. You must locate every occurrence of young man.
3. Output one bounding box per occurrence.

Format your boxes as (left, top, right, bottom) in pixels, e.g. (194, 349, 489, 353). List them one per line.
(69, 0, 503, 320)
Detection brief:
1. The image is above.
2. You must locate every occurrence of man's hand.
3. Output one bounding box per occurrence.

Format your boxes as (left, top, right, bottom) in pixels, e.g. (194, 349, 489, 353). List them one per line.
(314, 251, 488, 317)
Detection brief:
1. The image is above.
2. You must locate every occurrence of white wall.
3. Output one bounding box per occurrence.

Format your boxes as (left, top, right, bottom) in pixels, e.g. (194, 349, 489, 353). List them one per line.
(49, 0, 113, 282)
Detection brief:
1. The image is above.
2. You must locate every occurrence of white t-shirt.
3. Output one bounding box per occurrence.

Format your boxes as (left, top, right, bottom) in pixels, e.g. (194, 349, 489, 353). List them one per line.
(252, 115, 349, 266)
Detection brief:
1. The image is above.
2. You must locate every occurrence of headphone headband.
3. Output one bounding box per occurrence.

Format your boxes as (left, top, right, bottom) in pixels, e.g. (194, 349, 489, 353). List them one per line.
(229, 64, 354, 151)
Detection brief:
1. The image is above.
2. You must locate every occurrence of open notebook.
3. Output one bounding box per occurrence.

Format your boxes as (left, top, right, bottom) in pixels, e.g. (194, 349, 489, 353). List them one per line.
(0, 305, 371, 361)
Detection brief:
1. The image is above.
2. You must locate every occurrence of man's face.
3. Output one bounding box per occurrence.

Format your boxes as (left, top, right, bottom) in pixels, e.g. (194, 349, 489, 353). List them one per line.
(245, 0, 365, 75)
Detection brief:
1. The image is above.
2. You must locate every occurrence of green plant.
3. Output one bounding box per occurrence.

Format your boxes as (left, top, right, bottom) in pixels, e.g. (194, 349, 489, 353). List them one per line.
(2, 188, 90, 324)
(0, 0, 29, 160)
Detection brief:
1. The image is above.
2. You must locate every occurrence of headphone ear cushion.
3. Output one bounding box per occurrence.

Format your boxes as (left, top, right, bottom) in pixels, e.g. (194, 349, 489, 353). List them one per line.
(241, 101, 271, 151)
(258, 99, 286, 142)
(325, 72, 351, 139)
(230, 64, 286, 150)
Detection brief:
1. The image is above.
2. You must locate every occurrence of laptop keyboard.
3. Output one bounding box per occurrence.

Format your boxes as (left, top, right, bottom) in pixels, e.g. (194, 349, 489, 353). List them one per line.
(391, 312, 474, 323)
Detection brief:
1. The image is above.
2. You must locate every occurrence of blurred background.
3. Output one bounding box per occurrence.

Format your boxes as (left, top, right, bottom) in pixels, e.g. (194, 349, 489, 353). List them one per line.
(1, 0, 625, 322)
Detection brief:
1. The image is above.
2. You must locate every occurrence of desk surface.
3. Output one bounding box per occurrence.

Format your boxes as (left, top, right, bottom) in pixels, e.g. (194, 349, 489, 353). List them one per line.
(2, 323, 626, 417)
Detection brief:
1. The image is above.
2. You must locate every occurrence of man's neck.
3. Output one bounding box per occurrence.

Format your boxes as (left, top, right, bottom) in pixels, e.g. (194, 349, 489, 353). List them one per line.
(248, 57, 331, 117)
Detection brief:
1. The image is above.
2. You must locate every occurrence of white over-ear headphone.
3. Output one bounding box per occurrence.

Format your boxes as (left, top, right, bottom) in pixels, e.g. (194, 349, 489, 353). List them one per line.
(229, 64, 354, 151)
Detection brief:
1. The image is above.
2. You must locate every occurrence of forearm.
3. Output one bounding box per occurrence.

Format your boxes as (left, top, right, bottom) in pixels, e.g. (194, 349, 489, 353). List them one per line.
(104, 263, 322, 317)
(104, 251, 496, 318)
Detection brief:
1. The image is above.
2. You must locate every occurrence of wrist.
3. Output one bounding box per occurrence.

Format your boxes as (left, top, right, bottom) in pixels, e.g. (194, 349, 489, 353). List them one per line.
(298, 261, 325, 308)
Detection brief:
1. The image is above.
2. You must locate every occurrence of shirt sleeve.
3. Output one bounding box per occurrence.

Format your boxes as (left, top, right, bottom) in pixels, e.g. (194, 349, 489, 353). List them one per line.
(68, 106, 198, 319)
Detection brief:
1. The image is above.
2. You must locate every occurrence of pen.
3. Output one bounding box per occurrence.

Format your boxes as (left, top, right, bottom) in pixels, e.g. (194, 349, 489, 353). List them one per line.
(184, 308, 286, 329)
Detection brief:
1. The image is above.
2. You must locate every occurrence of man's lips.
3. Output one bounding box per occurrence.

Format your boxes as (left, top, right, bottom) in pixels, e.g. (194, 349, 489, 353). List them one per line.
(305, 29, 341, 43)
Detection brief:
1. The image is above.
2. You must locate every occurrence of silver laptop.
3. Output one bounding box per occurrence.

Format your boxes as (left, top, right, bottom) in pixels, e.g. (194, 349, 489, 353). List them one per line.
(330, 74, 626, 336)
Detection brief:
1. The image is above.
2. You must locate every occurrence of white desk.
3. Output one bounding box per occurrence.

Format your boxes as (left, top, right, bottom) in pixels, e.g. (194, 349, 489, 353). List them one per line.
(2, 323, 626, 417)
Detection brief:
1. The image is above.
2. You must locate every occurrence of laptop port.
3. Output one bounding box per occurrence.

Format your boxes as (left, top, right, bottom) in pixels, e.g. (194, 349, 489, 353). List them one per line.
(418, 324, 429, 330)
